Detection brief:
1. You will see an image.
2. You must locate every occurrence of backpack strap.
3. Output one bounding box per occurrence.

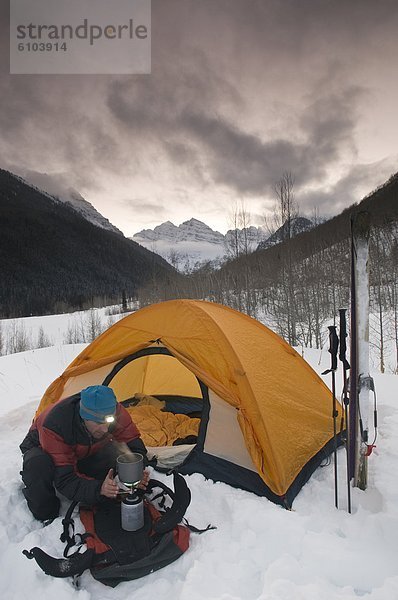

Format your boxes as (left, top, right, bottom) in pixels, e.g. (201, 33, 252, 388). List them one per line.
(60, 500, 93, 557)
(146, 472, 191, 535)
(182, 518, 217, 534)
(23, 500, 96, 578)
(147, 472, 216, 535)
(22, 547, 95, 578)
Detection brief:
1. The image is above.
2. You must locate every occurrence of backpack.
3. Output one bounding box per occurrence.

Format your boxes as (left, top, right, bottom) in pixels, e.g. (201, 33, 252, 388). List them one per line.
(23, 472, 214, 587)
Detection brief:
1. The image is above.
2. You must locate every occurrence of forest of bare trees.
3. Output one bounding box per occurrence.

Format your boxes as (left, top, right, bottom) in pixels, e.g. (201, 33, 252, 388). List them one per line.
(137, 172, 398, 372)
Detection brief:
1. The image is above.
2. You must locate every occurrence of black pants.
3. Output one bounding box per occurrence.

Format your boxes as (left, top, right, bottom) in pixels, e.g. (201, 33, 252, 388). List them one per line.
(21, 443, 122, 522)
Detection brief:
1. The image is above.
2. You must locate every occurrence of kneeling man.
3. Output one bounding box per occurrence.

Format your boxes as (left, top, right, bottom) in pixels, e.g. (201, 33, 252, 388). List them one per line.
(20, 385, 147, 521)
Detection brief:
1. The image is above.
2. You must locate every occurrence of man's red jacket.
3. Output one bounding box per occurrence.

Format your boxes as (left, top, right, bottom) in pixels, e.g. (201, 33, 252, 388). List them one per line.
(20, 394, 146, 504)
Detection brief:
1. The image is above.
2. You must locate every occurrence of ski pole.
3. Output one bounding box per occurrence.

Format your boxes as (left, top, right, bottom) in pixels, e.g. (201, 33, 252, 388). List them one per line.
(322, 325, 339, 509)
(339, 308, 352, 514)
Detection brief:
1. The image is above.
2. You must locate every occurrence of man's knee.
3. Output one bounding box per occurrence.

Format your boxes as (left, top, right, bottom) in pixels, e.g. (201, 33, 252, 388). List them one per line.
(22, 447, 55, 484)
(21, 447, 59, 521)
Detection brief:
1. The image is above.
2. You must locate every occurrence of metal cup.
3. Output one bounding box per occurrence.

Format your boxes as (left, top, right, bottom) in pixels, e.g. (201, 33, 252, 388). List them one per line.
(116, 453, 143, 486)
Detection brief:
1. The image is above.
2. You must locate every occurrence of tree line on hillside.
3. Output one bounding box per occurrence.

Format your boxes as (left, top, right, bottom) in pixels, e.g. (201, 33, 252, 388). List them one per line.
(138, 173, 398, 372)
(2, 168, 396, 371)
(0, 169, 175, 318)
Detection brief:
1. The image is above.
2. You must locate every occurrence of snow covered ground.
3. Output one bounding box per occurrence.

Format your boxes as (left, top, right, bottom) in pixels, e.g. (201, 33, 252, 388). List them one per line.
(0, 339, 397, 599)
(0, 306, 131, 352)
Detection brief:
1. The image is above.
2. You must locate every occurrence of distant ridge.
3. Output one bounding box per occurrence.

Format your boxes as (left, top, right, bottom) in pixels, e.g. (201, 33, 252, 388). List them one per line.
(132, 217, 316, 270)
(10, 169, 123, 236)
(134, 218, 225, 244)
(0, 168, 174, 318)
(228, 170, 398, 270)
(133, 218, 268, 270)
(257, 217, 314, 250)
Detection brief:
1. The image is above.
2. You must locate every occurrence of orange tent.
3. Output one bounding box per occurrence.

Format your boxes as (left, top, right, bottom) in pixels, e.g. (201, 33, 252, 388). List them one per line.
(37, 299, 342, 506)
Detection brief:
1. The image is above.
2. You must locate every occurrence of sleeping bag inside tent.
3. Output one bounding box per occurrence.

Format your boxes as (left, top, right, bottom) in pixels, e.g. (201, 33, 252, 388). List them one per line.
(36, 299, 342, 507)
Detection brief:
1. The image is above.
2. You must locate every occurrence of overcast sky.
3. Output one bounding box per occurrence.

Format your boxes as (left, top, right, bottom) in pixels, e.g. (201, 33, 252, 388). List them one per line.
(1, 0, 398, 235)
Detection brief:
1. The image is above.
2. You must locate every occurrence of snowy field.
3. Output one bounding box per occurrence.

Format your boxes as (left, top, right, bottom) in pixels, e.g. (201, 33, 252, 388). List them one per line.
(0, 338, 397, 598)
(1, 305, 396, 374)
(0, 306, 132, 352)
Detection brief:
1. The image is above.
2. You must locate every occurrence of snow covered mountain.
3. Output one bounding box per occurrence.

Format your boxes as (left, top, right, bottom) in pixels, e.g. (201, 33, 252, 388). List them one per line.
(14, 169, 123, 236)
(132, 217, 314, 270)
(225, 225, 268, 253)
(132, 218, 267, 271)
(136, 218, 225, 245)
(257, 217, 314, 250)
(132, 218, 227, 270)
(0, 168, 173, 317)
(59, 189, 123, 235)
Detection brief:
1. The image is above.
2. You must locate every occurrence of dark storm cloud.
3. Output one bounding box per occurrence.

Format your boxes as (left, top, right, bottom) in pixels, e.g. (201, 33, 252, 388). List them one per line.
(180, 111, 303, 194)
(298, 158, 397, 217)
(0, 74, 124, 190)
(0, 0, 397, 225)
(112, 83, 364, 196)
(178, 85, 363, 195)
(105, 55, 366, 196)
(106, 49, 243, 134)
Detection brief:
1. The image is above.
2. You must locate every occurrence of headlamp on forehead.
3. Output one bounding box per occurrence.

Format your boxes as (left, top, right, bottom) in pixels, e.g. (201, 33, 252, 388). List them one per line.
(79, 385, 117, 424)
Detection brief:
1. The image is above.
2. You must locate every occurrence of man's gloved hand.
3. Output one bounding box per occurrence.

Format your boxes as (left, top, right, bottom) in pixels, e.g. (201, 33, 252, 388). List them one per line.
(100, 468, 119, 498)
(137, 469, 150, 490)
(102, 468, 150, 499)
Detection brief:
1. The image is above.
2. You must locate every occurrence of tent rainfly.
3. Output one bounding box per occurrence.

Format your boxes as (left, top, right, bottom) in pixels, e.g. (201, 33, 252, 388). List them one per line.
(36, 299, 342, 507)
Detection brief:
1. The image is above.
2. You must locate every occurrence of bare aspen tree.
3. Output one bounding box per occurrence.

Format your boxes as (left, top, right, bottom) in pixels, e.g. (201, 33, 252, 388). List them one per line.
(274, 172, 298, 345)
(383, 225, 398, 373)
(238, 200, 255, 315)
(274, 172, 298, 241)
(107, 314, 117, 329)
(63, 319, 85, 344)
(224, 200, 254, 314)
(224, 201, 242, 261)
(63, 324, 74, 345)
(122, 290, 128, 312)
(86, 309, 103, 342)
(37, 325, 51, 349)
(167, 249, 184, 271)
(392, 241, 398, 373)
(370, 226, 387, 372)
(7, 320, 31, 353)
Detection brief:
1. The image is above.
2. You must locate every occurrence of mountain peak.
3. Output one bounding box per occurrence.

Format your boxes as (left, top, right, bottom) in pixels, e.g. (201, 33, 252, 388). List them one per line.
(177, 219, 224, 243)
(157, 220, 175, 227)
(0, 168, 172, 317)
(7, 169, 123, 236)
(181, 217, 208, 227)
(257, 216, 313, 250)
(132, 218, 268, 270)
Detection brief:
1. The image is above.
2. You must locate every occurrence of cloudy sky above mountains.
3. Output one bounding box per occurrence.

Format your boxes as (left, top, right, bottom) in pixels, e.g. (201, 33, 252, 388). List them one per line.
(1, 0, 398, 235)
